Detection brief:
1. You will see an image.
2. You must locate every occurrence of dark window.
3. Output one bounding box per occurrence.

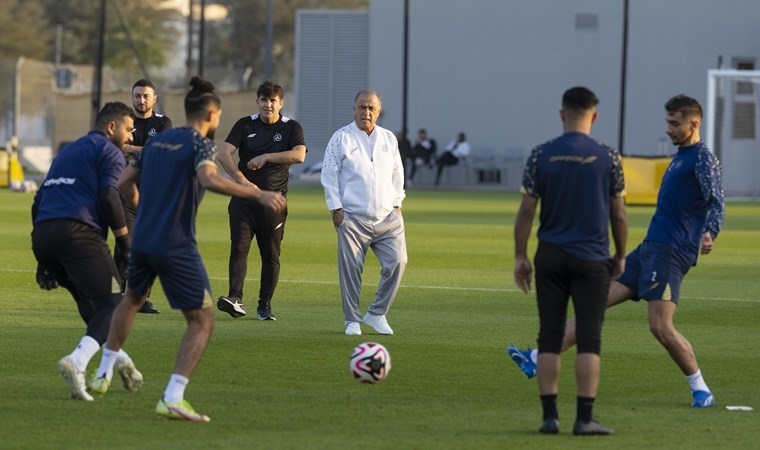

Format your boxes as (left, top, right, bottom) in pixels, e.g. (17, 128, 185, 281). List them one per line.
(732, 102, 755, 139)
(735, 61, 755, 95)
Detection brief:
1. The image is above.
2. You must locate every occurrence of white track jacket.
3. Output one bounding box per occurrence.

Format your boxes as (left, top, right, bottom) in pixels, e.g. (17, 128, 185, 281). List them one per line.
(321, 121, 405, 221)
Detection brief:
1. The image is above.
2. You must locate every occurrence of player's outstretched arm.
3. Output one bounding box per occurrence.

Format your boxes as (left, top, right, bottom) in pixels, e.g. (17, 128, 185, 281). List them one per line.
(247, 145, 306, 171)
(216, 142, 252, 185)
(196, 163, 286, 212)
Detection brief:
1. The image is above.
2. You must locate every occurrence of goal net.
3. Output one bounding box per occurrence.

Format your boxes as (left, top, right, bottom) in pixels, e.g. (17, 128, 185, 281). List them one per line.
(706, 69, 760, 198)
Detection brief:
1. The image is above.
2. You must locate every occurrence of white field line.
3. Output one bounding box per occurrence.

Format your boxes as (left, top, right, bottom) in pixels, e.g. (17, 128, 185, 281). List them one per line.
(214, 276, 760, 303)
(4, 268, 758, 303)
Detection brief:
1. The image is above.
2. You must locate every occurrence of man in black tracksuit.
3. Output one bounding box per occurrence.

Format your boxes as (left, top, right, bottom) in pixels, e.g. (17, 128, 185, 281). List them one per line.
(115, 79, 173, 314)
(216, 80, 306, 320)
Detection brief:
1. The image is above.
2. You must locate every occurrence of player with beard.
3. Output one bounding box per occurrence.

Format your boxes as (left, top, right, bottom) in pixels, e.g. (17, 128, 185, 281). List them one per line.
(508, 94, 725, 409)
(114, 79, 173, 314)
(31, 102, 143, 401)
(88, 76, 286, 421)
(125, 79, 173, 158)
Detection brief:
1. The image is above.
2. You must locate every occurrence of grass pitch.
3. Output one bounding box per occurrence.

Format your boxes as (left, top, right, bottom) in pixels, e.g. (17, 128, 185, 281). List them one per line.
(0, 185, 758, 449)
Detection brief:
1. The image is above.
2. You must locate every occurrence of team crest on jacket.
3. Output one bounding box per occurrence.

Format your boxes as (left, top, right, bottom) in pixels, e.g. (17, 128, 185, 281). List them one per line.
(273, 133, 283, 142)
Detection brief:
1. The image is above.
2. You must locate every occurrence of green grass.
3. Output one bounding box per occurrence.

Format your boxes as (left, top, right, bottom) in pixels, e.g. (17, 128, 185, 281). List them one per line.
(1, 186, 758, 449)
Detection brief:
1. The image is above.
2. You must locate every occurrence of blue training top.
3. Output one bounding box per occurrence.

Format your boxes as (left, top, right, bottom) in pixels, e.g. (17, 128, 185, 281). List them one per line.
(522, 131, 625, 261)
(644, 141, 724, 264)
(130, 127, 217, 254)
(33, 130, 125, 236)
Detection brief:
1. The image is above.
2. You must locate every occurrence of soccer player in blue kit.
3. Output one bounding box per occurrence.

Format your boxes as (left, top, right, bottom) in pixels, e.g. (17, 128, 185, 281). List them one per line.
(88, 77, 286, 421)
(512, 87, 628, 436)
(509, 94, 725, 409)
(31, 102, 143, 401)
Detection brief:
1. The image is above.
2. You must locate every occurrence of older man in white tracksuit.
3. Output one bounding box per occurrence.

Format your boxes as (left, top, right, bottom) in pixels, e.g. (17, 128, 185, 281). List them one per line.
(321, 90, 407, 336)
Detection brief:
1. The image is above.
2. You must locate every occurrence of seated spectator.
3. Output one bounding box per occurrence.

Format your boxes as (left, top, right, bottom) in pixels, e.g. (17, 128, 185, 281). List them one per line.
(408, 128, 437, 184)
(435, 132, 470, 186)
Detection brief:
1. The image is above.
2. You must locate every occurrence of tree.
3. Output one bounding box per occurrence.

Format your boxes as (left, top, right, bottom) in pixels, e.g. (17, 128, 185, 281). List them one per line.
(0, 0, 53, 60)
(0, 0, 52, 142)
(37, 0, 179, 76)
(206, 0, 367, 90)
(104, 0, 181, 84)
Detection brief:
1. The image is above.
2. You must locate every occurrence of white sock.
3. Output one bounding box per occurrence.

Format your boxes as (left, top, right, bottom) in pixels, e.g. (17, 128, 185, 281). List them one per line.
(530, 349, 538, 365)
(686, 369, 710, 392)
(116, 348, 132, 364)
(70, 335, 100, 372)
(96, 347, 119, 380)
(163, 374, 189, 404)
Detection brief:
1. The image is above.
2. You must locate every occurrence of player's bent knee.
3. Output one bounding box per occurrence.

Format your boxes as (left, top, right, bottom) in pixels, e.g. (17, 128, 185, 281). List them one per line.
(648, 324, 673, 344)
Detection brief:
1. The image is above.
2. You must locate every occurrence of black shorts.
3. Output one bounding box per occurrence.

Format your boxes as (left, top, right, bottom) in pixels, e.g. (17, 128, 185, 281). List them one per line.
(534, 241, 613, 354)
(32, 219, 122, 307)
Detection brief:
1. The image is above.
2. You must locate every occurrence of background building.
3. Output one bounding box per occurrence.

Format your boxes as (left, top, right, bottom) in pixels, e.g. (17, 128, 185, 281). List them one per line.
(295, 0, 760, 194)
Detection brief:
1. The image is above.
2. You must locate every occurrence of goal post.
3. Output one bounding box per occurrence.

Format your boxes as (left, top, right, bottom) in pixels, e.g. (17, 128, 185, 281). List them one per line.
(706, 69, 760, 198)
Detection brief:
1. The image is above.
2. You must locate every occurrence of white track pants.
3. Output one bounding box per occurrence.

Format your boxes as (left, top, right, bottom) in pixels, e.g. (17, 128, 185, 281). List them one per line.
(336, 210, 407, 324)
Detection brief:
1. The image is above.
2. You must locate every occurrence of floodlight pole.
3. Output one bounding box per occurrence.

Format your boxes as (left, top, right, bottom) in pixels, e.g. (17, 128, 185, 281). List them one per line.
(618, 0, 629, 155)
(198, 0, 206, 77)
(264, 0, 274, 80)
(187, 0, 195, 82)
(401, 0, 409, 136)
(13, 56, 24, 141)
(92, 0, 106, 128)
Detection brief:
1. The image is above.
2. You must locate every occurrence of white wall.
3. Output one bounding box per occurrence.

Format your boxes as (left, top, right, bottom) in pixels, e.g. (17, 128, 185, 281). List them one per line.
(369, 0, 760, 159)
(624, 0, 760, 155)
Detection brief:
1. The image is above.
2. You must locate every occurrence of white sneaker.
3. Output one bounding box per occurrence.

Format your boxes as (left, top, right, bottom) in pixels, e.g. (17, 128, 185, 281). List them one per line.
(362, 313, 394, 335)
(115, 357, 144, 392)
(345, 322, 362, 336)
(57, 355, 93, 401)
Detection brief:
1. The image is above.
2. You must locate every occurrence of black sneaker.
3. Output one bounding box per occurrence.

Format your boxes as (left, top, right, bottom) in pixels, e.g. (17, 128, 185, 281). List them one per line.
(217, 296, 246, 318)
(256, 301, 276, 321)
(139, 299, 160, 314)
(573, 419, 613, 436)
(539, 418, 559, 434)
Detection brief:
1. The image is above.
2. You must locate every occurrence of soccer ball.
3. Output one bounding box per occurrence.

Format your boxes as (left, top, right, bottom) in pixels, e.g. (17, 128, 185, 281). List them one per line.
(349, 342, 391, 383)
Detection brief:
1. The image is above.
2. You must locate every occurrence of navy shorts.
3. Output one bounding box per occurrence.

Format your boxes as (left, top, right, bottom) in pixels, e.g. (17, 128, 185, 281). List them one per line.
(617, 241, 693, 304)
(127, 247, 213, 311)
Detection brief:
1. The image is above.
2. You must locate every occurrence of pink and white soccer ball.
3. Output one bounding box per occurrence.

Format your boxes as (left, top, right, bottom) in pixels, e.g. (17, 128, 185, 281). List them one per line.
(349, 342, 391, 383)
